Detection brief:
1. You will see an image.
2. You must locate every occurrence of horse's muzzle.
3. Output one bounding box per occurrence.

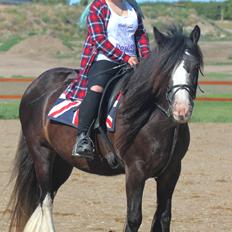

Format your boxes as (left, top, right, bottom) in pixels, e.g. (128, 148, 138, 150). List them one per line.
(171, 101, 193, 123)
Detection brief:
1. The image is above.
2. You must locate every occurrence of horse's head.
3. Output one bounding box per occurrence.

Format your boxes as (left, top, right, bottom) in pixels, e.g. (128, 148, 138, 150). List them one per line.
(153, 26, 203, 123)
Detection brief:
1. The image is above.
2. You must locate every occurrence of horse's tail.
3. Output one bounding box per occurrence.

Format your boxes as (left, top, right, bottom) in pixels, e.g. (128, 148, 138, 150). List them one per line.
(8, 132, 40, 232)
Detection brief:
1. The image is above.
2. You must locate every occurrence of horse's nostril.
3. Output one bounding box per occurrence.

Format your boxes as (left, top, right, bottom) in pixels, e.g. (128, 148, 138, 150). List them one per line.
(179, 115, 184, 121)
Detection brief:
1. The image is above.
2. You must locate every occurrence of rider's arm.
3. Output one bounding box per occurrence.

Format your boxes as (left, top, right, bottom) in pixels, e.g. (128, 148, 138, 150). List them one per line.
(87, 2, 131, 63)
(135, 16, 150, 58)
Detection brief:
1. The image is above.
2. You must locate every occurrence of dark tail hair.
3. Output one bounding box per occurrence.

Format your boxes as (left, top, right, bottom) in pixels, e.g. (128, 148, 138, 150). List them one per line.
(8, 133, 40, 232)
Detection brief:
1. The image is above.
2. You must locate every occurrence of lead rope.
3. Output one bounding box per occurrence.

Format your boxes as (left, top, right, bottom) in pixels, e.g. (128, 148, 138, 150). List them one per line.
(154, 125, 179, 179)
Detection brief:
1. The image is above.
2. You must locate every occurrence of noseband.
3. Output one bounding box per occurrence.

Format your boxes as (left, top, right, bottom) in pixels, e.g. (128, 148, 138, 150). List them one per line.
(154, 84, 195, 118)
(166, 84, 196, 105)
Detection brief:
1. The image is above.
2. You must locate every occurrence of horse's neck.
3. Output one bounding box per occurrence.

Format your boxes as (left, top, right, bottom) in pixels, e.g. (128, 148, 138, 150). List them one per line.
(145, 106, 177, 139)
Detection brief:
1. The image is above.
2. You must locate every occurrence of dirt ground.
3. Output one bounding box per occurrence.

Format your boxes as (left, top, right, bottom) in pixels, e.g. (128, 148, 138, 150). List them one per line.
(0, 120, 231, 232)
(0, 36, 232, 231)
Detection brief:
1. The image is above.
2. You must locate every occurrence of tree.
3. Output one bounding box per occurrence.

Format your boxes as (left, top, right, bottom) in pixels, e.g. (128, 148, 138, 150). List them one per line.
(224, 0, 232, 20)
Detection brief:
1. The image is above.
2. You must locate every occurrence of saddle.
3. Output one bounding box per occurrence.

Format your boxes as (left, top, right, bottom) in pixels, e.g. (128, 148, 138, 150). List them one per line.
(48, 65, 133, 169)
(91, 67, 133, 169)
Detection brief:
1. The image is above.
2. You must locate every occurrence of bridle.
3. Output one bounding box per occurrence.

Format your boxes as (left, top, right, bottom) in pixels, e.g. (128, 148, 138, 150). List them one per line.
(155, 80, 198, 119)
(154, 50, 201, 118)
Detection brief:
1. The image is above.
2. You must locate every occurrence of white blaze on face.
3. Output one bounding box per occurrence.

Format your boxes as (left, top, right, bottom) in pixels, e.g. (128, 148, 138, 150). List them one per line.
(171, 60, 191, 121)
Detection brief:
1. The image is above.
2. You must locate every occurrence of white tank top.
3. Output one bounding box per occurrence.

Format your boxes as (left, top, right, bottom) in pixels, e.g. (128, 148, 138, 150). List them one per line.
(96, 0, 138, 62)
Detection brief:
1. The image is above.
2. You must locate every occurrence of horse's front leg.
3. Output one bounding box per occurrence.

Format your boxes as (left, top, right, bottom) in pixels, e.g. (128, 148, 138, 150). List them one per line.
(124, 163, 146, 232)
(150, 162, 181, 232)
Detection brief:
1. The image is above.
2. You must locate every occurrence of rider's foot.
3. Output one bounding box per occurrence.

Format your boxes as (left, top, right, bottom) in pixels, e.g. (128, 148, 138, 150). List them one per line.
(72, 133, 95, 159)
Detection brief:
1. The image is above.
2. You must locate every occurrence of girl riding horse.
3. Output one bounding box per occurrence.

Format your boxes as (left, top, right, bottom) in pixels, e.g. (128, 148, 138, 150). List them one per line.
(8, 25, 203, 232)
(67, 0, 150, 158)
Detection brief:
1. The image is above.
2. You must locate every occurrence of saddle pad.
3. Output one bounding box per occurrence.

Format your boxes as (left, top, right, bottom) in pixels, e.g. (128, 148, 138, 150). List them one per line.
(48, 93, 82, 128)
(48, 92, 122, 132)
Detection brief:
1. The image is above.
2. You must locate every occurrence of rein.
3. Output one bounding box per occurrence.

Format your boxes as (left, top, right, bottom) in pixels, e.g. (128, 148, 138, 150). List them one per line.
(155, 125, 179, 179)
(87, 63, 130, 78)
(154, 102, 170, 118)
(29, 63, 131, 104)
(153, 83, 197, 178)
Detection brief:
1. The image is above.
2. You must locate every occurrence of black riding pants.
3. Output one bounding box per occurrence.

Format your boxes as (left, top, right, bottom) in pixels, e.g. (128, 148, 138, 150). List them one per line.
(77, 60, 121, 135)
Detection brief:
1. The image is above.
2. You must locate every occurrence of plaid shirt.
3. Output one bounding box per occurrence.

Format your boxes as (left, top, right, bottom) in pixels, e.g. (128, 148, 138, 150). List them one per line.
(65, 0, 150, 101)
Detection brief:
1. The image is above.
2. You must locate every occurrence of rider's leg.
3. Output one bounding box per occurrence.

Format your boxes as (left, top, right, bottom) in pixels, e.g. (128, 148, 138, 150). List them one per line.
(72, 60, 120, 158)
(76, 87, 102, 135)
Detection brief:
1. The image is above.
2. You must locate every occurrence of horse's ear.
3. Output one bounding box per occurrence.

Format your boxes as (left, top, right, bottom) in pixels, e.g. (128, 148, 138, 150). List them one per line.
(153, 27, 166, 46)
(190, 25, 201, 44)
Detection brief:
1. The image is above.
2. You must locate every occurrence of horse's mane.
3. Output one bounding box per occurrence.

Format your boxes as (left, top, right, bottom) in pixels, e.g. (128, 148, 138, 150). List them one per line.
(117, 26, 203, 154)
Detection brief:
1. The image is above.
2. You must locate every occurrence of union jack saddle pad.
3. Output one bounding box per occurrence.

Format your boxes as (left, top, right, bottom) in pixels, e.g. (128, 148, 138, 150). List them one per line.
(48, 92, 122, 132)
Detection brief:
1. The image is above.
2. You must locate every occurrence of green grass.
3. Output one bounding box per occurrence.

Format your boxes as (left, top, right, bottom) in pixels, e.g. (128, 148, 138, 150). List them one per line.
(199, 94, 232, 98)
(205, 73, 232, 81)
(204, 72, 232, 80)
(1, 100, 232, 122)
(55, 51, 75, 59)
(0, 4, 84, 52)
(0, 75, 33, 79)
(0, 3, 231, 51)
(191, 101, 232, 122)
(0, 36, 22, 52)
(206, 61, 232, 65)
(0, 101, 20, 119)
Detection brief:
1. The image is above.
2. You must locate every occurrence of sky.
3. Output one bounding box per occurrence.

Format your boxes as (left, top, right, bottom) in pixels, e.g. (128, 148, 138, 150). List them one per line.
(136, 0, 225, 2)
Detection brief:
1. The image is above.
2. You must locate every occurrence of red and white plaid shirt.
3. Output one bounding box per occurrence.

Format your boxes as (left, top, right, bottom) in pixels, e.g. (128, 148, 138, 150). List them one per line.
(65, 0, 150, 101)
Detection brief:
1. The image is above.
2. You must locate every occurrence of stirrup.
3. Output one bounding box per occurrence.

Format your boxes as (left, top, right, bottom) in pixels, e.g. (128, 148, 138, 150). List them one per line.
(72, 133, 95, 159)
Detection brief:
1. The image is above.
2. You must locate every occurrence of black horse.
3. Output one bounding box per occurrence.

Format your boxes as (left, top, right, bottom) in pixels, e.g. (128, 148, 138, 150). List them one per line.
(8, 26, 203, 232)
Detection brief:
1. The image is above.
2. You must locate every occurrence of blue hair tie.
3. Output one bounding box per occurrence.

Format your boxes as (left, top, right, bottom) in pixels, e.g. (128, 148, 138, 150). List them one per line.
(79, 1, 92, 28)
(79, 0, 144, 29)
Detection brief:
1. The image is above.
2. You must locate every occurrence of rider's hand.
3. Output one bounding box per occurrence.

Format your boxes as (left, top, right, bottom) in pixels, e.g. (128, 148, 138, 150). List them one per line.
(128, 56, 139, 67)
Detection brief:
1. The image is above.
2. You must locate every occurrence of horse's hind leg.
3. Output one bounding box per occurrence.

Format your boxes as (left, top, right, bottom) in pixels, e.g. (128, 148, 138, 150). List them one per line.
(150, 163, 181, 232)
(23, 144, 56, 232)
(52, 154, 73, 195)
